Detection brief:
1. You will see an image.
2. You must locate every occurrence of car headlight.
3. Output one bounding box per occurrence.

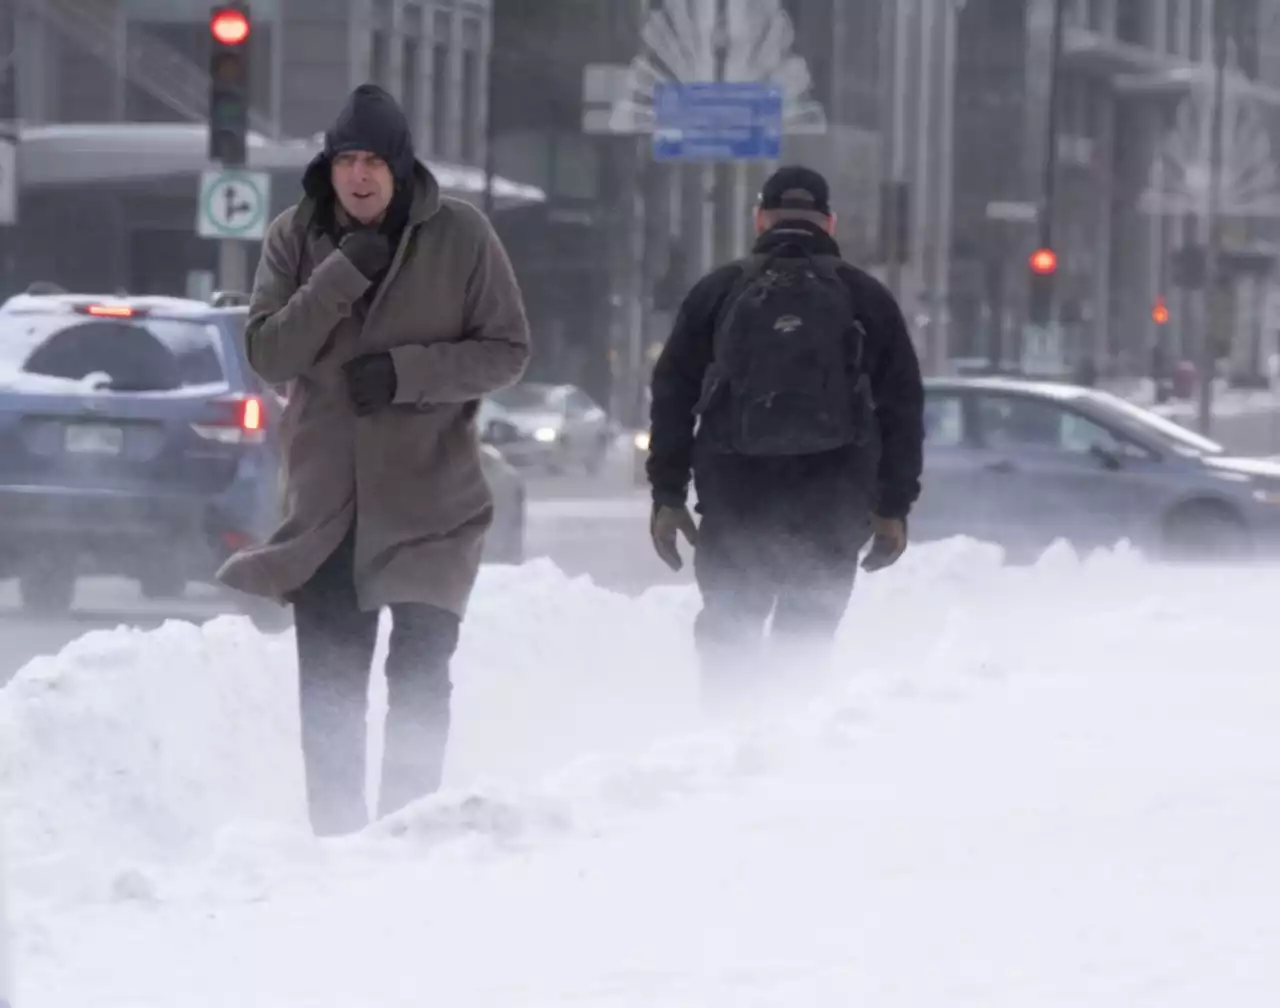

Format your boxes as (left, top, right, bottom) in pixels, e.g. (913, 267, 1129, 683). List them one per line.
(1252, 486, 1280, 504)
(533, 426, 558, 443)
(634, 431, 650, 451)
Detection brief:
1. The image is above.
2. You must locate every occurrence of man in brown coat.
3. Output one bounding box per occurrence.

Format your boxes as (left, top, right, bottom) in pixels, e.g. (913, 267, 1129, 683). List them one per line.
(217, 84, 531, 836)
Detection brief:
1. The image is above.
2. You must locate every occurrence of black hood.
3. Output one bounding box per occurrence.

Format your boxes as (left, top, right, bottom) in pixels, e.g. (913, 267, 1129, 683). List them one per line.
(301, 83, 419, 235)
(752, 218, 842, 258)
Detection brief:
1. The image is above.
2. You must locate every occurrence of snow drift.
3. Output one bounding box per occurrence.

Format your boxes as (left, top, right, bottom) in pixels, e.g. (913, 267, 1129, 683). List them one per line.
(4, 539, 1280, 1007)
(0, 537, 1262, 900)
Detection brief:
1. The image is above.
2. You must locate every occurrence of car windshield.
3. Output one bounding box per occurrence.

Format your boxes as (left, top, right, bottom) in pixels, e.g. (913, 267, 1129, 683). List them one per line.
(492, 384, 557, 411)
(0, 312, 227, 394)
(1086, 390, 1226, 457)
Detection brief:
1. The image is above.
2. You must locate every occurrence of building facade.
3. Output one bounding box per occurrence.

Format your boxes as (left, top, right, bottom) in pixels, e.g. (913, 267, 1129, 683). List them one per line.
(497, 0, 960, 419)
(952, 0, 1280, 381)
(0, 0, 500, 297)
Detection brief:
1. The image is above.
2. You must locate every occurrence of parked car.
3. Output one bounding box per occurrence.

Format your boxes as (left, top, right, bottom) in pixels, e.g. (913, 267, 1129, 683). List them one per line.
(913, 376, 1280, 561)
(0, 292, 285, 620)
(483, 382, 613, 474)
(476, 440, 526, 565)
(628, 375, 1280, 562)
(0, 292, 525, 623)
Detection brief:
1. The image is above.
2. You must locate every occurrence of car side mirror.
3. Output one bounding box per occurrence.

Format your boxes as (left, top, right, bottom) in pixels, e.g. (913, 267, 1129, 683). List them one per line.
(1090, 443, 1122, 471)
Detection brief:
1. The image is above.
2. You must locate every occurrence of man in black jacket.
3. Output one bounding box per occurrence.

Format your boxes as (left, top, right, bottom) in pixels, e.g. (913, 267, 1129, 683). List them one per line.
(646, 165, 924, 711)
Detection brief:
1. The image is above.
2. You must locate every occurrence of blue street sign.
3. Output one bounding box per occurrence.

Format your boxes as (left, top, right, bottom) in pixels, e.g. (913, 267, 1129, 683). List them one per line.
(652, 81, 783, 162)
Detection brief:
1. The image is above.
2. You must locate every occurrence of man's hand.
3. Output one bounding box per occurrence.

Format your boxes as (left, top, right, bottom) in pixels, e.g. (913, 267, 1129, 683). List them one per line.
(861, 515, 907, 572)
(339, 229, 392, 280)
(650, 504, 699, 572)
(343, 352, 397, 416)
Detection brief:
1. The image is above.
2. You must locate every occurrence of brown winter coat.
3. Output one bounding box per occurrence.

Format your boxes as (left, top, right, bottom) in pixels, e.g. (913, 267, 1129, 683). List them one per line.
(216, 164, 531, 616)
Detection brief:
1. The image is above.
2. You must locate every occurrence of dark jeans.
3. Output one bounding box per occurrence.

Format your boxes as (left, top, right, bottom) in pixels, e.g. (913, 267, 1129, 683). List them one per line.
(692, 508, 869, 712)
(292, 532, 459, 836)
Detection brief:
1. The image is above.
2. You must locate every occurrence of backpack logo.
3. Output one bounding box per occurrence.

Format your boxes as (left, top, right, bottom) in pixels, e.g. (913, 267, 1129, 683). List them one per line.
(773, 314, 803, 333)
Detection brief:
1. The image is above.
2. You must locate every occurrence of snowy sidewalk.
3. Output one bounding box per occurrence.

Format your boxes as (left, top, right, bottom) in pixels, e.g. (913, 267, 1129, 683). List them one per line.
(3, 543, 1280, 1006)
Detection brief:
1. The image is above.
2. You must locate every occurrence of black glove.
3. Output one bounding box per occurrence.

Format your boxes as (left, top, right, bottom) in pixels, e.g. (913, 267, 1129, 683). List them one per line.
(343, 352, 397, 416)
(339, 229, 392, 279)
(650, 504, 699, 572)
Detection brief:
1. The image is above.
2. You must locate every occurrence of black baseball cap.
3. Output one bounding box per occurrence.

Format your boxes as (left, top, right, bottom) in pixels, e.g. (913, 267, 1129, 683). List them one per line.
(758, 165, 831, 215)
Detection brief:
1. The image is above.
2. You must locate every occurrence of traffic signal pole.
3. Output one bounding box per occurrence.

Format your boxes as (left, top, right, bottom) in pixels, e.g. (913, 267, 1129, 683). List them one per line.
(209, 4, 252, 294)
(1025, 0, 1066, 363)
(1038, 0, 1065, 265)
(1198, 4, 1230, 437)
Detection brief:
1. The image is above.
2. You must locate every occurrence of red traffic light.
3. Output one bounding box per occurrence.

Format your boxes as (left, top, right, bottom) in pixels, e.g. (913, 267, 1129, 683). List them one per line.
(1152, 297, 1170, 325)
(210, 7, 250, 46)
(1029, 248, 1058, 275)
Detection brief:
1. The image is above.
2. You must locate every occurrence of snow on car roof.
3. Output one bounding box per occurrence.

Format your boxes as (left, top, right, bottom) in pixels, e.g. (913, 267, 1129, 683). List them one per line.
(0, 293, 227, 318)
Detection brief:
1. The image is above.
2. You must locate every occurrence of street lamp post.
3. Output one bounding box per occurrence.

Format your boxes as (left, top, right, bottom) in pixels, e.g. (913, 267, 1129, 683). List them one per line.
(1198, 4, 1231, 436)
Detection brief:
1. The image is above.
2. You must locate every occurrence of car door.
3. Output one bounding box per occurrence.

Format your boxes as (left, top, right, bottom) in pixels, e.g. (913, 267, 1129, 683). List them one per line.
(911, 389, 1003, 546)
(971, 392, 1157, 557)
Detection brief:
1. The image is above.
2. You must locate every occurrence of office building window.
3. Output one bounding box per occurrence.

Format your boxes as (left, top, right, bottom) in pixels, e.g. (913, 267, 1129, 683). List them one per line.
(1089, 0, 1110, 34)
(1164, 3, 1180, 54)
(1189, 0, 1205, 61)
(1116, 1, 1144, 45)
(370, 0, 392, 86)
(402, 3, 423, 131)
(460, 18, 482, 164)
(432, 10, 452, 158)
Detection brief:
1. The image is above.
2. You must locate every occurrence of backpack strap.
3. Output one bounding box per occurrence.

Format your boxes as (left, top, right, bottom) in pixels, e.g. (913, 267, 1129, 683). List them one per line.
(709, 259, 756, 364)
(810, 253, 844, 282)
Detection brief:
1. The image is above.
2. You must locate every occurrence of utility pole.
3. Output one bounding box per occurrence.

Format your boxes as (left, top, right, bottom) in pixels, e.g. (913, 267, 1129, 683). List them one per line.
(481, 21, 496, 217)
(208, 3, 252, 294)
(1032, 0, 1066, 327)
(885, 0, 911, 300)
(1198, 2, 1230, 437)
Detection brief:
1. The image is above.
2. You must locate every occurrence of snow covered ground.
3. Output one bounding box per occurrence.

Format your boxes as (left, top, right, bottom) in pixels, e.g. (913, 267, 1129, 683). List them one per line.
(3, 538, 1280, 1006)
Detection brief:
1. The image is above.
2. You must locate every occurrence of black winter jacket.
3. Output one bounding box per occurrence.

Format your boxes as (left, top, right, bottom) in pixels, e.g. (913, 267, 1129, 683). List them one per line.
(646, 221, 924, 521)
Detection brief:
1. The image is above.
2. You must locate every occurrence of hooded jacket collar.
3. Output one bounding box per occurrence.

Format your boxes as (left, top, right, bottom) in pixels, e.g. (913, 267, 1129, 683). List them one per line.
(752, 218, 842, 258)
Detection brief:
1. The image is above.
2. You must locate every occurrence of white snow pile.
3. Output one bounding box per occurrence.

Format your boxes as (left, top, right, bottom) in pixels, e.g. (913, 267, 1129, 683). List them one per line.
(4, 539, 1280, 1007)
(0, 559, 696, 904)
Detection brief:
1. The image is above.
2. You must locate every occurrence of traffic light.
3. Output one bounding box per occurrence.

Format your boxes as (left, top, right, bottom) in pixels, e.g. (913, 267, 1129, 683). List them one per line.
(208, 4, 251, 165)
(1152, 296, 1170, 325)
(1027, 247, 1056, 324)
(1028, 247, 1057, 275)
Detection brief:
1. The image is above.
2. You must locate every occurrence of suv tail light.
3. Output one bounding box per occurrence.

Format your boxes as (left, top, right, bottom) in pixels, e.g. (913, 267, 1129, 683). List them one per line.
(192, 395, 266, 445)
(77, 303, 142, 318)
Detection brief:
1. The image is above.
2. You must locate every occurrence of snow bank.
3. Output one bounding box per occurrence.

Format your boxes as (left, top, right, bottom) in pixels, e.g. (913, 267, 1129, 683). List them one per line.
(6, 538, 1280, 1006)
(0, 558, 696, 906)
(1, 539, 1276, 910)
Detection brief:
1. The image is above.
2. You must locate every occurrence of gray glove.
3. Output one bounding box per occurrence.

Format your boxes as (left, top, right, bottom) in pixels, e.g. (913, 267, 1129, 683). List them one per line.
(862, 515, 907, 572)
(650, 504, 699, 572)
(339, 229, 392, 279)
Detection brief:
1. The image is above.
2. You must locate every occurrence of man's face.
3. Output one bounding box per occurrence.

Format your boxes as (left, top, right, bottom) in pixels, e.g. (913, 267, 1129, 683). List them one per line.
(331, 150, 395, 224)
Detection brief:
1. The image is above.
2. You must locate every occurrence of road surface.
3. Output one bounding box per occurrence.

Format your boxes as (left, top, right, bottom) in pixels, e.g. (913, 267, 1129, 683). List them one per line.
(0, 454, 682, 683)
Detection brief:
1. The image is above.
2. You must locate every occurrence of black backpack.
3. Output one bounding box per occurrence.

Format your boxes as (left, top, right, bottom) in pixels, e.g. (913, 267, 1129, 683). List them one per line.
(693, 244, 873, 457)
